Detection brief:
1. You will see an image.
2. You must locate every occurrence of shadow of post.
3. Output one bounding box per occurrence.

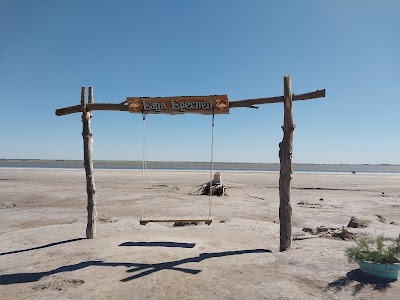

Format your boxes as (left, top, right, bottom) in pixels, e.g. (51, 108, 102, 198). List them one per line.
(0, 238, 86, 257)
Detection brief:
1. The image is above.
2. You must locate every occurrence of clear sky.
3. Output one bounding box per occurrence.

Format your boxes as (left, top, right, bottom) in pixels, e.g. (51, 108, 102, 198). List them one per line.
(0, 0, 399, 164)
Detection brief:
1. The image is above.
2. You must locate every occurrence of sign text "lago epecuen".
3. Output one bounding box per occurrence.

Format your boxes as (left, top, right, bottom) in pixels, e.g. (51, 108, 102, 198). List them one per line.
(127, 95, 229, 115)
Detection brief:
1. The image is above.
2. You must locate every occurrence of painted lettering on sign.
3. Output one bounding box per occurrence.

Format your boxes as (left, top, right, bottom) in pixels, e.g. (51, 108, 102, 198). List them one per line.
(142, 100, 166, 112)
(127, 95, 229, 115)
(170, 100, 212, 112)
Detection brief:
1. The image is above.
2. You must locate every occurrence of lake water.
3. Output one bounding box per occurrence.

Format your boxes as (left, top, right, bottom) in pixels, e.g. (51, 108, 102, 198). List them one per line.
(1, 159, 399, 174)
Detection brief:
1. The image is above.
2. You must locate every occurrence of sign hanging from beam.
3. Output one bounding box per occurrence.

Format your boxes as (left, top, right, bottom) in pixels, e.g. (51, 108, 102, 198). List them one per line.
(127, 95, 229, 115)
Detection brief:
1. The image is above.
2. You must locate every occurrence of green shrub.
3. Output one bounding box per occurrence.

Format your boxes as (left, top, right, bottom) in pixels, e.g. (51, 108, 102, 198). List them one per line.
(345, 234, 400, 264)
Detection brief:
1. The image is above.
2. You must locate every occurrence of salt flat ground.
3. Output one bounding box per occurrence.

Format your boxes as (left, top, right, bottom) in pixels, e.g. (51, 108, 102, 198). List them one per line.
(0, 168, 399, 300)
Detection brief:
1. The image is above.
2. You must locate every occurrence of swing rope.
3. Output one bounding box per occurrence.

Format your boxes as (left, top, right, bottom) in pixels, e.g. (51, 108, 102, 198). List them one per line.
(208, 111, 215, 217)
(141, 111, 148, 219)
(139, 110, 214, 224)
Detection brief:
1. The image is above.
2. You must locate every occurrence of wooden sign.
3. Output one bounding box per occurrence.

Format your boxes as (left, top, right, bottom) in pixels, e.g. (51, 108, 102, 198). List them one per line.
(127, 95, 229, 115)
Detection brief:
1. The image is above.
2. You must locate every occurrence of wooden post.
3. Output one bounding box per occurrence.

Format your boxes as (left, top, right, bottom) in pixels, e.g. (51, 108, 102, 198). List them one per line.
(279, 75, 294, 251)
(81, 86, 97, 239)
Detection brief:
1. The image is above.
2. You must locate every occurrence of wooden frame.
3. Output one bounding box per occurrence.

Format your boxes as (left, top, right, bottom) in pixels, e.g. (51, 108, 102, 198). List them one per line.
(55, 89, 325, 116)
(55, 75, 326, 252)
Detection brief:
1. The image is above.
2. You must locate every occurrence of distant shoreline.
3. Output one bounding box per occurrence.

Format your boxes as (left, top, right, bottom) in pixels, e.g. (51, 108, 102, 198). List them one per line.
(0, 159, 399, 174)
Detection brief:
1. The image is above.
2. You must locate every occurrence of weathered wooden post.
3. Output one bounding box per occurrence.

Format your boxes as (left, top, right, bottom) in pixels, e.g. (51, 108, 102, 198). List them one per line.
(279, 75, 294, 251)
(81, 86, 97, 239)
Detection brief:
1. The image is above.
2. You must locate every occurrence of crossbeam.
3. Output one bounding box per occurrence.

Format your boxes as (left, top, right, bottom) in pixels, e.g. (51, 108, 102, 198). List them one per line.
(55, 89, 325, 116)
(229, 89, 325, 108)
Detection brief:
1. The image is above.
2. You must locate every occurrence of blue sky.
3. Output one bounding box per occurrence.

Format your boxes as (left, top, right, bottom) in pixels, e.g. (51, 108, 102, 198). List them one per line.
(0, 0, 399, 164)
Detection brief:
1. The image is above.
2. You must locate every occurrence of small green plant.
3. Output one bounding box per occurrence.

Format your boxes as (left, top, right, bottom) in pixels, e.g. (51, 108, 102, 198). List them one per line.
(345, 234, 400, 264)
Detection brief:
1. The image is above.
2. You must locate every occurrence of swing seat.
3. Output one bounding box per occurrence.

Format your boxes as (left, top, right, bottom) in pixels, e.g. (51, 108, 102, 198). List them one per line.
(140, 217, 212, 226)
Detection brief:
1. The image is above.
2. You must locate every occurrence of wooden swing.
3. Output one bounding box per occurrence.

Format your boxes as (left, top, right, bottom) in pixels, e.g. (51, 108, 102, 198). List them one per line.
(138, 110, 216, 226)
(55, 80, 326, 251)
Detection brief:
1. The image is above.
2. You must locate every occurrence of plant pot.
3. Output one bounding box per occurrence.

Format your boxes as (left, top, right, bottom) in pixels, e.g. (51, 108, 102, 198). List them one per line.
(356, 260, 400, 280)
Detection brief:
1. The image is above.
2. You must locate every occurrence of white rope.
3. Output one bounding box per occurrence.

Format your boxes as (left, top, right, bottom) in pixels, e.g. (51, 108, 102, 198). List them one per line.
(141, 112, 148, 218)
(140, 110, 214, 220)
(208, 111, 215, 217)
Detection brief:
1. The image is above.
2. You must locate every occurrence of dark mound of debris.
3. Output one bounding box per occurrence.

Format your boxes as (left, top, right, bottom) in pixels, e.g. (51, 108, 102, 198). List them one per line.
(302, 226, 356, 240)
(200, 172, 226, 196)
(173, 222, 199, 227)
(347, 216, 370, 228)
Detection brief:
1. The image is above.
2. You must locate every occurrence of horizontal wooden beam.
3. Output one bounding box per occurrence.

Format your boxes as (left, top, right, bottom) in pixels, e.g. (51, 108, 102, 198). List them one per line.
(229, 89, 325, 108)
(55, 103, 128, 116)
(55, 89, 325, 116)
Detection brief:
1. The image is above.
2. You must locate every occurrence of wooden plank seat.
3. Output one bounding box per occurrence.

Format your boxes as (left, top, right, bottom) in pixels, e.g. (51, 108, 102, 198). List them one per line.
(140, 218, 212, 226)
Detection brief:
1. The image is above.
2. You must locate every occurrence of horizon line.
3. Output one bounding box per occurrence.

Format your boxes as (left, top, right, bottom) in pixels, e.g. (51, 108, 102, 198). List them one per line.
(0, 158, 398, 166)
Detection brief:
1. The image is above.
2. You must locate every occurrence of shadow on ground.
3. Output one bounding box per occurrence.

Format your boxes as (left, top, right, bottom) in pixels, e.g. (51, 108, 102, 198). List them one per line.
(326, 269, 395, 296)
(120, 241, 196, 248)
(0, 248, 271, 284)
(0, 238, 86, 256)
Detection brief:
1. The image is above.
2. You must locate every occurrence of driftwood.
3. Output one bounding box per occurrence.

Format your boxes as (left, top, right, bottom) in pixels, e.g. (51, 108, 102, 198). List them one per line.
(201, 182, 226, 196)
(279, 76, 294, 252)
(200, 172, 226, 196)
(82, 87, 97, 239)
